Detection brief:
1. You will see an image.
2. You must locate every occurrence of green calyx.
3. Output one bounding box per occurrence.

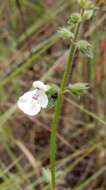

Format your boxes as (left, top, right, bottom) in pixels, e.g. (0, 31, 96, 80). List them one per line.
(58, 27, 74, 40)
(78, 0, 97, 10)
(46, 84, 59, 109)
(76, 40, 93, 58)
(67, 82, 89, 96)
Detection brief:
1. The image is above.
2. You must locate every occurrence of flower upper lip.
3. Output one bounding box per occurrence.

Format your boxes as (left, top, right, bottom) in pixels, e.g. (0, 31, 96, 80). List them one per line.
(33, 80, 50, 92)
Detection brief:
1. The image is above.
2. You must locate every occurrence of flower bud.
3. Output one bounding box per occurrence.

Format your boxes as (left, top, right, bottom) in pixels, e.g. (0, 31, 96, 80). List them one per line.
(58, 27, 74, 39)
(42, 168, 51, 183)
(68, 13, 81, 25)
(83, 10, 94, 20)
(43, 168, 62, 184)
(78, 0, 97, 10)
(68, 83, 89, 96)
(78, 0, 87, 7)
(76, 40, 93, 58)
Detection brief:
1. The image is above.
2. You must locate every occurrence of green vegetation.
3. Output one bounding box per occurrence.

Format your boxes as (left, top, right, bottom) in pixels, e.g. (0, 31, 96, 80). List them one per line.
(0, 0, 106, 190)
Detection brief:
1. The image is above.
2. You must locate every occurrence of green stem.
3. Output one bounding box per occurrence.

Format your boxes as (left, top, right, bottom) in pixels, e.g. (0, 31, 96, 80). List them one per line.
(50, 9, 84, 190)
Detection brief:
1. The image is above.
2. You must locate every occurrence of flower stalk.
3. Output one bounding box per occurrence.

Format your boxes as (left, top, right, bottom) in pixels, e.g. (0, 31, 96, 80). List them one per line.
(50, 8, 84, 190)
(16, 0, 96, 189)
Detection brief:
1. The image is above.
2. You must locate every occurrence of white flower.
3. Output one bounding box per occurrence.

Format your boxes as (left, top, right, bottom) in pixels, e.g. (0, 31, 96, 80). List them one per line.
(17, 81, 49, 116)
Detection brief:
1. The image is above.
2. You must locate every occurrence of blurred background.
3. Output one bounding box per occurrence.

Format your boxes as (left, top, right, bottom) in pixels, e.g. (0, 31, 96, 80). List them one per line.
(0, 0, 106, 189)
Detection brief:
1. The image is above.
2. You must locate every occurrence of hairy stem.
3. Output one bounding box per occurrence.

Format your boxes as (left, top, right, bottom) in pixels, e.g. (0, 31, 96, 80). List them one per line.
(50, 9, 84, 190)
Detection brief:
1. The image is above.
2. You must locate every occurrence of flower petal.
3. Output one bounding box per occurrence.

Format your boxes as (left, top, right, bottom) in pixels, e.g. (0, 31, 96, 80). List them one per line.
(17, 91, 41, 116)
(33, 80, 50, 92)
(37, 91, 48, 108)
